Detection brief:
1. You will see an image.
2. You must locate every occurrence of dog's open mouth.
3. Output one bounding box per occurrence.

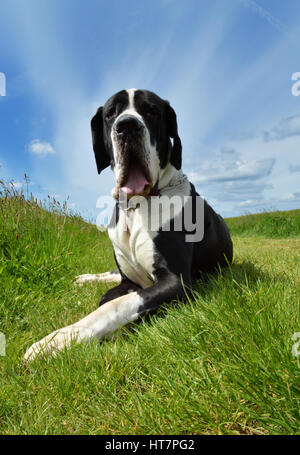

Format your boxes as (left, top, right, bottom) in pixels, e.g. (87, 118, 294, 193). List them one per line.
(121, 160, 151, 196)
(114, 157, 154, 199)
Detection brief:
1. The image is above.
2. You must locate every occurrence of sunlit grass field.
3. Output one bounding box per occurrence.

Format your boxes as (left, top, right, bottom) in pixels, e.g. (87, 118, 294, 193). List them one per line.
(0, 181, 299, 435)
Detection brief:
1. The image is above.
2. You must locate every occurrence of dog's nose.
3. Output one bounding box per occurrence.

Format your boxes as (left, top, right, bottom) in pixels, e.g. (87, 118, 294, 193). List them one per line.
(115, 115, 143, 135)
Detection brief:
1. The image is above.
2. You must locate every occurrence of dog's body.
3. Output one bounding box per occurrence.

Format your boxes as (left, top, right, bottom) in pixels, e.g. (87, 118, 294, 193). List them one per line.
(25, 89, 233, 360)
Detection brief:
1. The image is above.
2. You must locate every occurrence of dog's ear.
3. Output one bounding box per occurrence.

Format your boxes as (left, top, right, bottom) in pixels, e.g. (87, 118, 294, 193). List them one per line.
(165, 101, 182, 170)
(91, 107, 111, 174)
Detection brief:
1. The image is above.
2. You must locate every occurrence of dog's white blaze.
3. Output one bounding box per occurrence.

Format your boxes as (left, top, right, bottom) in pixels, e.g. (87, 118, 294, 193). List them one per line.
(24, 292, 143, 360)
(127, 88, 136, 110)
(115, 89, 145, 127)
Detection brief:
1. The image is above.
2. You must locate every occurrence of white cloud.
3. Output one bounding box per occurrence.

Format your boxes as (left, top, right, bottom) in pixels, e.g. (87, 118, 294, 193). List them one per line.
(264, 115, 300, 142)
(187, 157, 275, 185)
(281, 192, 300, 201)
(211, 180, 273, 203)
(289, 164, 300, 173)
(184, 144, 277, 217)
(233, 192, 300, 214)
(214, 131, 300, 216)
(237, 199, 256, 207)
(239, 0, 287, 33)
(28, 139, 56, 157)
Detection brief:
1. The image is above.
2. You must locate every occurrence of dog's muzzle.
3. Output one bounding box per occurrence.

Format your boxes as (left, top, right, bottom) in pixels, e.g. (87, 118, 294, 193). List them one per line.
(112, 115, 154, 199)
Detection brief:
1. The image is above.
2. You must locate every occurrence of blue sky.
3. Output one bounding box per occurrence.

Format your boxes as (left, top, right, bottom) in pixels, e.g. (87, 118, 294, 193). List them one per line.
(0, 0, 300, 219)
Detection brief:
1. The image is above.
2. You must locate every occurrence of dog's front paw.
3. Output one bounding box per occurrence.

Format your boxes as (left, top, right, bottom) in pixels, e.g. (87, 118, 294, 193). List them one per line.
(74, 273, 102, 285)
(74, 273, 93, 285)
(24, 326, 84, 361)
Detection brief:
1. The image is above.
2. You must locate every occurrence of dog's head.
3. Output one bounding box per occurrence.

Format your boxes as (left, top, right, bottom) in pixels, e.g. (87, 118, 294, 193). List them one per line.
(91, 89, 182, 198)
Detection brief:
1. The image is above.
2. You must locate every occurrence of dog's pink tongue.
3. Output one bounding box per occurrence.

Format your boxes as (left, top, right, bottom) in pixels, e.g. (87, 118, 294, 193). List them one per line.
(121, 162, 149, 195)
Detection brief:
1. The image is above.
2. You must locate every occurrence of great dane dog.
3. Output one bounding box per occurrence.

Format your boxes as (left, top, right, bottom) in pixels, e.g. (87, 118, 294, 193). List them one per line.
(24, 89, 233, 361)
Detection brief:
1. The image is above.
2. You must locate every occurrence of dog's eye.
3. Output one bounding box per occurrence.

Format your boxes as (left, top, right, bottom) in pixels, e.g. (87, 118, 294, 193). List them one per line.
(146, 107, 157, 117)
(105, 107, 116, 120)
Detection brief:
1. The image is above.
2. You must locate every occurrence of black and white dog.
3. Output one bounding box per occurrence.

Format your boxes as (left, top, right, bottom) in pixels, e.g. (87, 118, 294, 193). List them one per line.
(25, 89, 233, 360)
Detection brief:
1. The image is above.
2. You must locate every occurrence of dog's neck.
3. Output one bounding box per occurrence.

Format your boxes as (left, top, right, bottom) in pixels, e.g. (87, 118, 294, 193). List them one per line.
(158, 163, 188, 193)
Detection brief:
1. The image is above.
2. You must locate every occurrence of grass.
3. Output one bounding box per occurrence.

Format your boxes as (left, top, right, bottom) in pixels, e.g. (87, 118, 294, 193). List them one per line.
(226, 209, 300, 238)
(0, 180, 299, 435)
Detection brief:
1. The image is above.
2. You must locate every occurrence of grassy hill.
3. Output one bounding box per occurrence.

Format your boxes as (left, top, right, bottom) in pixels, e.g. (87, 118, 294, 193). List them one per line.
(226, 209, 300, 238)
(0, 183, 299, 435)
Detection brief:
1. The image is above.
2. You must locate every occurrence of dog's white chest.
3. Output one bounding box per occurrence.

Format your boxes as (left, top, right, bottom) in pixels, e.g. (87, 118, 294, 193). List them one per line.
(108, 204, 155, 288)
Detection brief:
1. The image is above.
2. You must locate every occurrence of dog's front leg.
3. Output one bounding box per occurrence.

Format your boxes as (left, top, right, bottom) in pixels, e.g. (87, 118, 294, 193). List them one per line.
(24, 271, 188, 361)
(24, 291, 143, 361)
